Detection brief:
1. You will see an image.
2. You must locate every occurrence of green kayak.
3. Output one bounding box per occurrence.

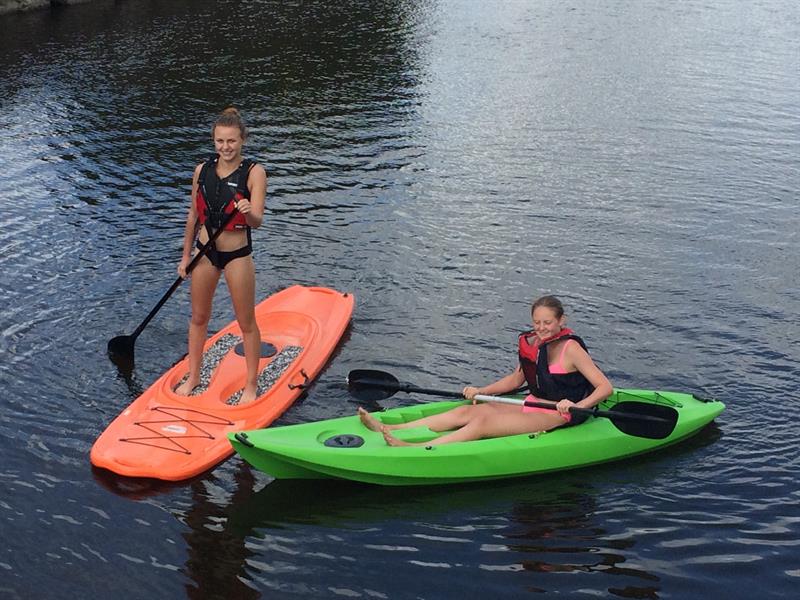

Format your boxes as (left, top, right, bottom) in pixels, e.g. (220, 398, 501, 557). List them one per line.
(228, 389, 724, 486)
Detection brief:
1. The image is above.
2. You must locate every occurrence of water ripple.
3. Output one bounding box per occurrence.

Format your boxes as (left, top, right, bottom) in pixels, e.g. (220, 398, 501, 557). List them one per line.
(1, 0, 799, 598)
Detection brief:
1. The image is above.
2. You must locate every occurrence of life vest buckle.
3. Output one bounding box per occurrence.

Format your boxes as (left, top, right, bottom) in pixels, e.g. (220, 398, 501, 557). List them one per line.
(208, 212, 224, 230)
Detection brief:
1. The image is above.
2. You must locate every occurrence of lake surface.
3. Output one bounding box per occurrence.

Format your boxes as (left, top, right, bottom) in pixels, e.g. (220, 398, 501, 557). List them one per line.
(1, 0, 798, 598)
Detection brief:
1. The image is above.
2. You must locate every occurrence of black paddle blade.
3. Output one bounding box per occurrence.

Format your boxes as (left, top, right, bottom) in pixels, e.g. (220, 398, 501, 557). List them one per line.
(108, 335, 136, 361)
(107, 335, 136, 379)
(607, 401, 679, 440)
(346, 369, 401, 401)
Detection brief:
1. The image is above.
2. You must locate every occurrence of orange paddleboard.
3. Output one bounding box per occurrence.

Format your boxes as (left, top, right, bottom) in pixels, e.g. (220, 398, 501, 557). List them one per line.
(91, 285, 354, 481)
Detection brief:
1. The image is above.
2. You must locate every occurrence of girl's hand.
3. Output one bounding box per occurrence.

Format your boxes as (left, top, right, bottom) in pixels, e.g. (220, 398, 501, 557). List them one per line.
(463, 386, 481, 404)
(556, 399, 575, 417)
(235, 198, 251, 215)
(178, 257, 191, 279)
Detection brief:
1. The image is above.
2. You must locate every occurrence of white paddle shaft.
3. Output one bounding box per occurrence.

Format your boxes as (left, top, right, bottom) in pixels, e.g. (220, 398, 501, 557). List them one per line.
(474, 394, 557, 408)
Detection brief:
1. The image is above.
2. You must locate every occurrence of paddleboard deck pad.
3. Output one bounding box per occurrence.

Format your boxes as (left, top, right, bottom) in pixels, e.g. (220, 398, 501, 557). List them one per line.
(91, 285, 353, 481)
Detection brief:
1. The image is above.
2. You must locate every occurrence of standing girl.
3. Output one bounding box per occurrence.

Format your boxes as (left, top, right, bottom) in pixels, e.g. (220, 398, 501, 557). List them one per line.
(174, 108, 267, 404)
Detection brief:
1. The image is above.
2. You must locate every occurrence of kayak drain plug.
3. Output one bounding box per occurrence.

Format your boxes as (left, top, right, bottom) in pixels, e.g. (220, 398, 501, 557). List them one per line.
(324, 434, 364, 448)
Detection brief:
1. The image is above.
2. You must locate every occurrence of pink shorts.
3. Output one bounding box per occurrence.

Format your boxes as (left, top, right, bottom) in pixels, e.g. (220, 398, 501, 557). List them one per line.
(522, 399, 572, 422)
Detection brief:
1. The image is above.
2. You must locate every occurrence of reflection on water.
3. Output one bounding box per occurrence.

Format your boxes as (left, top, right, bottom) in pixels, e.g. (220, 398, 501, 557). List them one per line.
(181, 467, 261, 600)
(216, 424, 723, 596)
(87, 410, 732, 597)
(1, 0, 799, 598)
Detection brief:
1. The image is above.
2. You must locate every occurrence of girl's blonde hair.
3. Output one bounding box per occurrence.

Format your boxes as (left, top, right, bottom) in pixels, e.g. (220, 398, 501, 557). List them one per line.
(212, 106, 247, 140)
(532, 295, 564, 318)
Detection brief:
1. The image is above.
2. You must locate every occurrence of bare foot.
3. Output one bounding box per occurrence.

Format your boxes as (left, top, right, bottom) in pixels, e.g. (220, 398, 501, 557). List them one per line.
(238, 383, 258, 405)
(358, 407, 384, 432)
(382, 428, 413, 447)
(174, 378, 199, 396)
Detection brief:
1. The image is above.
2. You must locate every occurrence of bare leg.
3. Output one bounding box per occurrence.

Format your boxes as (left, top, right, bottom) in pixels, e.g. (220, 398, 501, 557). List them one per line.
(383, 408, 566, 446)
(358, 407, 384, 431)
(175, 259, 220, 396)
(383, 428, 412, 446)
(359, 403, 488, 433)
(225, 256, 260, 404)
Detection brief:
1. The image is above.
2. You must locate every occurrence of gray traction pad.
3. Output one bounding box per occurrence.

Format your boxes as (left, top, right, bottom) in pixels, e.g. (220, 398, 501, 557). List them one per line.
(177, 334, 303, 405)
(226, 345, 303, 405)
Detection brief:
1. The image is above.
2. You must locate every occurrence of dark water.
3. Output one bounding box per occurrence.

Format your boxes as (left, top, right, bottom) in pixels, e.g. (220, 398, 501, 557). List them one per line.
(1, 0, 798, 598)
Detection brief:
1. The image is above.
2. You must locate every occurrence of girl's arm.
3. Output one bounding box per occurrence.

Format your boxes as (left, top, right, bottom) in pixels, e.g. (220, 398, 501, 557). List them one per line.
(177, 164, 202, 278)
(559, 343, 613, 412)
(463, 367, 527, 401)
(238, 163, 267, 228)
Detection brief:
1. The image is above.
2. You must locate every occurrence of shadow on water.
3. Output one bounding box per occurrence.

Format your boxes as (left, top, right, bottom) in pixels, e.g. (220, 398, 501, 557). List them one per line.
(90, 462, 264, 599)
(91, 415, 724, 598)
(217, 423, 725, 597)
(506, 495, 662, 598)
(182, 466, 263, 600)
(222, 474, 651, 596)
(90, 466, 204, 500)
(225, 421, 725, 528)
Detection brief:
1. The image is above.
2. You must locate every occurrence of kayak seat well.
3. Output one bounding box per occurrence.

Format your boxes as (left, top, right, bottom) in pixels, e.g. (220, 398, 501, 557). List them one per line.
(390, 426, 442, 444)
(602, 389, 685, 410)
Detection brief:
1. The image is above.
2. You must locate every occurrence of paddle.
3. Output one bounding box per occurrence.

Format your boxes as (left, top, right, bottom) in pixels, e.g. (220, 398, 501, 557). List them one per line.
(107, 206, 240, 363)
(346, 369, 679, 440)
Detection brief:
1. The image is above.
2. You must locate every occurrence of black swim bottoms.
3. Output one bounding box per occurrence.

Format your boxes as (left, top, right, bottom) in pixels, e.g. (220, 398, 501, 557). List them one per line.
(195, 238, 252, 270)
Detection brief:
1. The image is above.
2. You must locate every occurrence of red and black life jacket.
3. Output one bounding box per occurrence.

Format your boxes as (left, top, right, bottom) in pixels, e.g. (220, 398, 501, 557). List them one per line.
(518, 328, 594, 402)
(195, 155, 254, 231)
